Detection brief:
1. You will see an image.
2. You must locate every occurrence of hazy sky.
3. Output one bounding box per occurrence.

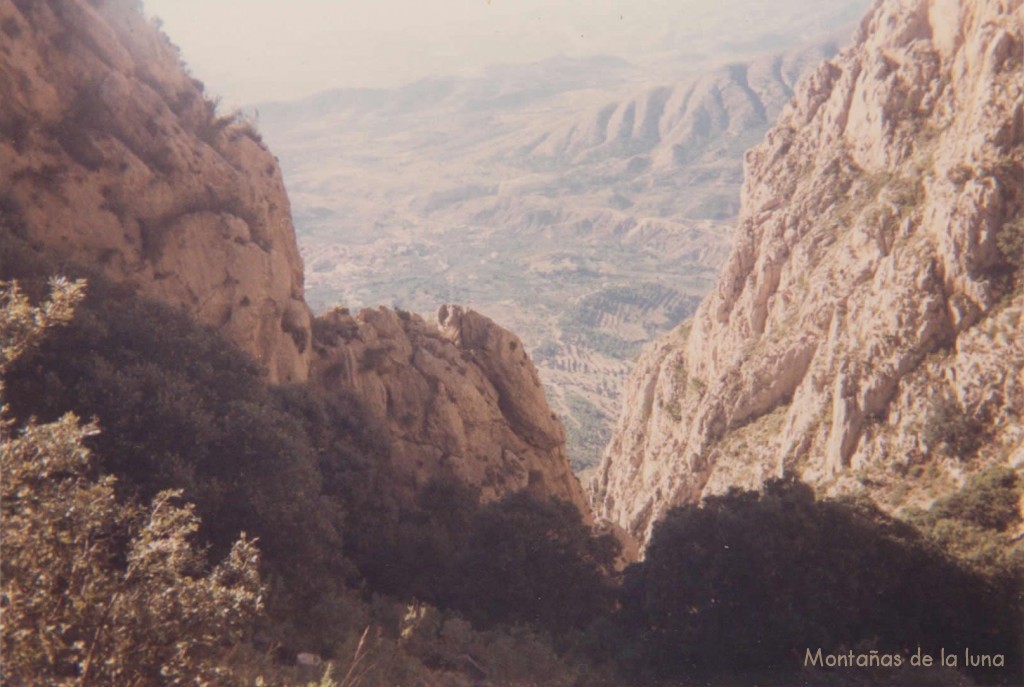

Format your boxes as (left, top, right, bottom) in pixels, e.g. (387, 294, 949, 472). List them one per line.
(143, 0, 867, 106)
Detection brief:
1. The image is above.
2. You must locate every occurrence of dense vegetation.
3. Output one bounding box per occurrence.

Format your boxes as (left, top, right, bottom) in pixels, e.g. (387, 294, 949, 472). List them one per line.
(341, 480, 620, 633)
(907, 466, 1024, 577)
(2, 235, 1021, 685)
(618, 478, 1022, 685)
(0, 237, 619, 684)
(1, 273, 359, 648)
(1, 280, 262, 686)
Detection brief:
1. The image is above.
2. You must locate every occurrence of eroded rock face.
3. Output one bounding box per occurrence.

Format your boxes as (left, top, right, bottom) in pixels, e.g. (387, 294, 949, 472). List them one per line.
(0, 0, 311, 383)
(312, 305, 589, 512)
(0, 0, 593, 516)
(593, 0, 1024, 546)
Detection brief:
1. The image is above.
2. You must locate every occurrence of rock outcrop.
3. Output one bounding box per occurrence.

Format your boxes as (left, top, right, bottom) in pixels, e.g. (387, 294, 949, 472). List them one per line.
(593, 0, 1024, 545)
(0, 0, 311, 383)
(312, 304, 588, 511)
(0, 0, 589, 514)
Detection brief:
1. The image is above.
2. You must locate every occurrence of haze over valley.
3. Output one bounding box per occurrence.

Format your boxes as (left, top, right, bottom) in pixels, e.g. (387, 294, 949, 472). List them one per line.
(253, 10, 863, 469)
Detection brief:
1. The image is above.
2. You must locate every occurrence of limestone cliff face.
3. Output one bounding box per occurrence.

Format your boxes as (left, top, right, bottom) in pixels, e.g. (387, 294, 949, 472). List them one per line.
(312, 305, 589, 512)
(0, 0, 311, 383)
(593, 0, 1024, 545)
(0, 0, 590, 514)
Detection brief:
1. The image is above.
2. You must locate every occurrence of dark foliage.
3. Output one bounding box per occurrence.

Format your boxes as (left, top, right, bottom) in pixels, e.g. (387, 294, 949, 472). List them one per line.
(922, 394, 985, 458)
(907, 466, 1024, 578)
(442, 492, 619, 634)
(5, 278, 331, 557)
(927, 467, 1021, 532)
(4, 227, 1018, 684)
(346, 479, 479, 602)
(615, 478, 1022, 685)
(995, 212, 1024, 295)
(1, 237, 621, 655)
(346, 482, 620, 637)
(0, 264, 371, 650)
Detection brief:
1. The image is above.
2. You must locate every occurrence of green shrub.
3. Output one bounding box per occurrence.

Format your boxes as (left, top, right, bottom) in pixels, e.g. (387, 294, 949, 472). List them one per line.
(931, 467, 1020, 531)
(1, 280, 262, 686)
(907, 467, 1023, 576)
(442, 492, 619, 634)
(345, 482, 619, 637)
(922, 395, 984, 457)
(996, 215, 1024, 273)
(358, 345, 391, 371)
(0, 272, 373, 651)
(344, 479, 479, 603)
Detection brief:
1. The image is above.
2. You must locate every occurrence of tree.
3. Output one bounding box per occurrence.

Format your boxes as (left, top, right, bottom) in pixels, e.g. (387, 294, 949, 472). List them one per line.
(622, 477, 1021, 683)
(1, 280, 263, 686)
(443, 492, 619, 634)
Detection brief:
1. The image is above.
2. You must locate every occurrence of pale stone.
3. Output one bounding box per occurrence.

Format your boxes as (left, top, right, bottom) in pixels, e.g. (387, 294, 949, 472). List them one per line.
(312, 306, 589, 513)
(0, 0, 310, 383)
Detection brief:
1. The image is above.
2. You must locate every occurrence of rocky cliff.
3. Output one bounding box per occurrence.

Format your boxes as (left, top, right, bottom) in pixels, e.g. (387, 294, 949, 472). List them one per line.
(0, 0, 312, 383)
(0, 0, 587, 512)
(593, 0, 1024, 545)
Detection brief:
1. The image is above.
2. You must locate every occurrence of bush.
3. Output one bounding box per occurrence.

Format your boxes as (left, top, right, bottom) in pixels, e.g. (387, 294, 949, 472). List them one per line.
(0, 254, 619, 682)
(0, 277, 83, 369)
(996, 215, 1024, 290)
(358, 345, 391, 372)
(345, 479, 480, 603)
(4, 278, 331, 553)
(996, 216, 1024, 264)
(1, 280, 262, 686)
(0, 272, 372, 651)
(931, 467, 1020, 531)
(907, 467, 1023, 576)
(618, 478, 1021, 684)
(441, 492, 620, 634)
(344, 482, 620, 637)
(922, 394, 984, 457)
